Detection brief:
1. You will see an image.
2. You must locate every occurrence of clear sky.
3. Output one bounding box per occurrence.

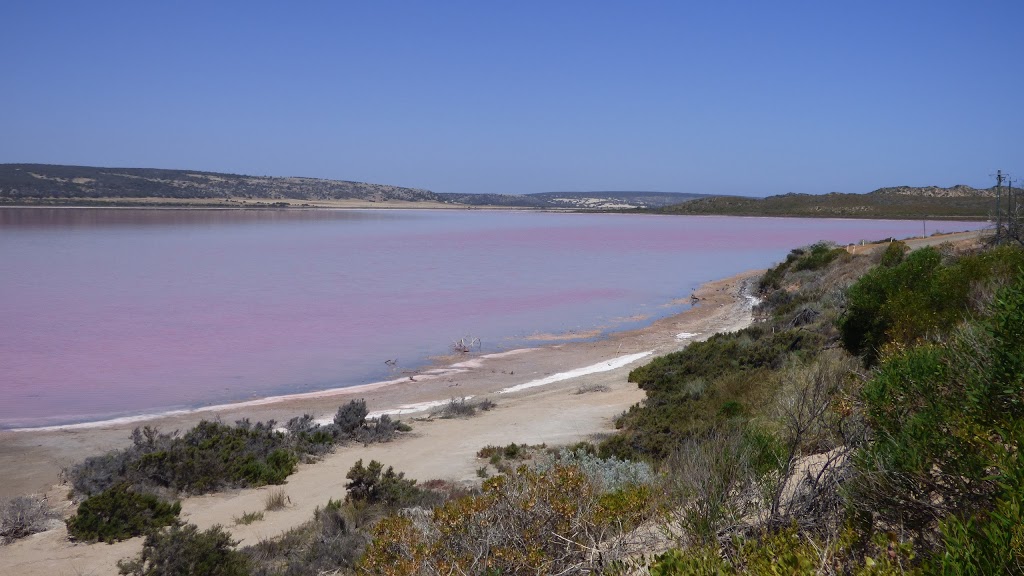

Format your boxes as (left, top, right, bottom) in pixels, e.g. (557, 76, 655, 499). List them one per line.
(2, 1, 1021, 196)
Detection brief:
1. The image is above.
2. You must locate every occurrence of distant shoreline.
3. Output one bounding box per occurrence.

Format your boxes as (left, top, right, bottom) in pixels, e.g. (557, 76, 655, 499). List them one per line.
(0, 201, 993, 220)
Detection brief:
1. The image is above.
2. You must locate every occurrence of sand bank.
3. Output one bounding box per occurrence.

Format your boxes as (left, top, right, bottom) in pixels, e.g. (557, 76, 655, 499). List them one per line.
(0, 268, 760, 576)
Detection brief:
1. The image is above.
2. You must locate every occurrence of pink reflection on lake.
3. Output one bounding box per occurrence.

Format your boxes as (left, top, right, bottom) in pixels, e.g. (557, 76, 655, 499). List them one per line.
(0, 208, 984, 428)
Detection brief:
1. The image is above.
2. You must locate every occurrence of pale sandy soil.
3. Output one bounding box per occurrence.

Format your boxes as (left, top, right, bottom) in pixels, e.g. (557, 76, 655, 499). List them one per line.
(0, 268, 760, 575)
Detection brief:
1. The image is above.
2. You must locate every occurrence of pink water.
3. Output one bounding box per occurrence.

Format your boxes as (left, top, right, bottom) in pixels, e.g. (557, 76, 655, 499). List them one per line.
(0, 208, 982, 429)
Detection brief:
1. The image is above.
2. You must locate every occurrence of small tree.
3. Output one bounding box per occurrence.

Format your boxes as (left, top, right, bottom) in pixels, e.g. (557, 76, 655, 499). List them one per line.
(345, 459, 420, 508)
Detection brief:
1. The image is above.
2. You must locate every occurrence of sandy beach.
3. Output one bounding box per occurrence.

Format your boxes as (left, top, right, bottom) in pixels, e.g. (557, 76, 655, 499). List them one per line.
(0, 269, 759, 575)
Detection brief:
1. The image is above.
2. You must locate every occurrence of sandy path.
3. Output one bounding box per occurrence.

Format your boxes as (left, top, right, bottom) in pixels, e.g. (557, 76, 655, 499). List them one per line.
(0, 270, 758, 576)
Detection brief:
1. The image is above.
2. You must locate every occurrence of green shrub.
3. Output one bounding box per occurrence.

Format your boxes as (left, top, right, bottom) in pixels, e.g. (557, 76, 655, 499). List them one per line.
(604, 323, 823, 461)
(117, 524, 250, 576)
(758, 242, 847, 292)
(840, 246, 1024, 365)
(345, 460, 422, 508)
(66, 484, 181, 543)
(649, 547, 730, 575)
(852, 273, 1024, 557)
(934, 462, 1024, 575)
(69, 400, 407, 499)
(334, 399, 369, 434)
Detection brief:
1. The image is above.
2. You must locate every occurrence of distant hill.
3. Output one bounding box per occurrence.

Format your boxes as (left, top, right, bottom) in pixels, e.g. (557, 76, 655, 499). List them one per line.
(659, 185, 1009, 220)
(0, 164, 707, 210)
(0, 164, 438, 203)
(0, 165, 1006, 218)
(438, 190, 710, 209)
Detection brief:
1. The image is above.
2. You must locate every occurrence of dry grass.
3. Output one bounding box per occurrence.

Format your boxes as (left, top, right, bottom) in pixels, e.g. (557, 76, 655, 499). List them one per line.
(233, 510, 265, 525)
(264, 489, 289, 511)
(1, 496, 58, 544)
(431, 397, 495, 419)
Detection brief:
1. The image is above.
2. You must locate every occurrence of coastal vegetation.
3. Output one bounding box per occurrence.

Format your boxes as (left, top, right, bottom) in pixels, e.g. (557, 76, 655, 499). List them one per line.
(118, 524, 251, 576)
(66, 484, 181, 543)
(59, 400, 408, 546)
(429, 397, 496, 419)
(67, 399, 403, 499)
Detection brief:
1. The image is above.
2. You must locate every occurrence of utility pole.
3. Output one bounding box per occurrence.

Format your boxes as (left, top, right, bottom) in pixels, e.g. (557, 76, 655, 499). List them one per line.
(996, 170, 1004, 244)
(1009, 175, 1017, 242)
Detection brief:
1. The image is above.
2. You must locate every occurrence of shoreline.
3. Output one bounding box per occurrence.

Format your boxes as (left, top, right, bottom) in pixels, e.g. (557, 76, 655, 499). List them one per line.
(0, 269, 759, 575)
(0, 268, 759, 575)
(0, 268, 760, 500)
(0, 203, 993, 221)
(5, 303, 690, 433)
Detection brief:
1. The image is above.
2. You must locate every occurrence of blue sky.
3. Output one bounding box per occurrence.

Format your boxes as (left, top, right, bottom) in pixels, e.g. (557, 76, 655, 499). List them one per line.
(2, 1, 1021, 196)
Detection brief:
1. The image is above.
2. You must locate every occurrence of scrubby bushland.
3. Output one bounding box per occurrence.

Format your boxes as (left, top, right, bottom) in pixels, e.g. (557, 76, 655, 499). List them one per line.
(1, 495, 58, 544)
(117, 523, 251, 576)
(247, 500, 369, 576)
(840, 244, 1024, 365)
(850, 274, 1024, 568)
(639, 241, 1024, 573)
(758, 242, 849, 293)
(345, 459, 425, 509)
(359, 463, 653, 575)
(243, 462, 465, 576)
(66, 484, 181, 543)
(69, 400, 408, 499)
(603, 323, 826, 461)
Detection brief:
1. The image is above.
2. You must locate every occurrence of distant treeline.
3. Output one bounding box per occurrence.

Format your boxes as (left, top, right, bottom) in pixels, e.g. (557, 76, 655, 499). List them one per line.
(657, 185, 1011, 220)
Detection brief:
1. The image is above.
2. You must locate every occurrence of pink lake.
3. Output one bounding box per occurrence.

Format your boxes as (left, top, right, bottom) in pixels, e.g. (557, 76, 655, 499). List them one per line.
(0, 208, 983, 428)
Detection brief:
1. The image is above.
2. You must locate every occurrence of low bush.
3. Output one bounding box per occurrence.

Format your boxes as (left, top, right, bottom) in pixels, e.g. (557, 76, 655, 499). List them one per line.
(431, 397, 497, 419)
(66, 484, 181, 543)
(68, 399, 408, 499)
(117, 523, 250, 576)
(840, 245, 1024, 365)
(1, 495, 58, 544)
(334, 399, 369, 435)
(359, 463, 647, 575)
(345, 459, 424, 508)
(575, 383, 610, 394)
(354, 414, 407, 444)
(476, 442, 545, 462)
(233, 511, 264, 525)
(432, 397, 478, 418)
(758, 242, 847, 292)
(851, 273, 1024, 556)
(548, 448, 653, 492)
